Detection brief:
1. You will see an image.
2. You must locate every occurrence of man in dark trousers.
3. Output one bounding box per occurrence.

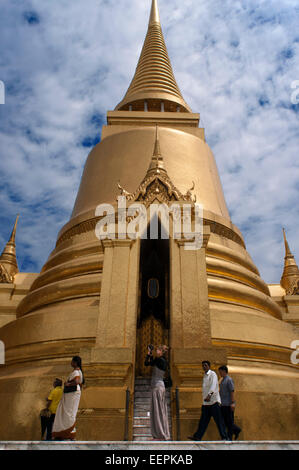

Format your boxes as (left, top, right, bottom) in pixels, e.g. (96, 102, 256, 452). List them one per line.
(188, 361, 228, 441)
(42, 378, 63, 440)
(218, 365, 242, 440)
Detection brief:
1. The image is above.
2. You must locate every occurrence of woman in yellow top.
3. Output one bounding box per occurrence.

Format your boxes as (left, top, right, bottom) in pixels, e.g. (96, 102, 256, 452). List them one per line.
(52, 356, 84, 441)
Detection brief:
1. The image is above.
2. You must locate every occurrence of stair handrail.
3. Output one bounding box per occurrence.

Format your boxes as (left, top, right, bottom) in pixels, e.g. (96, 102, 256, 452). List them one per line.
(124, 387, 130, 441)
(175, 386, 181, 441)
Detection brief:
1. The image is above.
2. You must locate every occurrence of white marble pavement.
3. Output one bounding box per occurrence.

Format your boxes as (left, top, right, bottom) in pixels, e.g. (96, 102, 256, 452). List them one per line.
(0, 441, 298, 450)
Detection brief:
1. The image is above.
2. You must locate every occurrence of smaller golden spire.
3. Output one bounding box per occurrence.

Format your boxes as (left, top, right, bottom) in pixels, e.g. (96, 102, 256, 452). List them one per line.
(147, 126, 166, 175)
(280, 228, 299, 294)
(0, 214, 19, 283)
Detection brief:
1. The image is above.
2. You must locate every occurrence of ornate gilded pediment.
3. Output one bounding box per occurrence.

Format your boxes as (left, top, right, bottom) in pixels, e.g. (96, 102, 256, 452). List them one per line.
(118, 174, 196, 208)
(286, 278, 299, 296)
(117, 127, 196, 208)
(0, 263, 13, 283)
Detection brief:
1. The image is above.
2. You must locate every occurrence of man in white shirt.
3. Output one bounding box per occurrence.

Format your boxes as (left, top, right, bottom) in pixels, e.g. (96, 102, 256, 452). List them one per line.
(188, 360, 229, 441)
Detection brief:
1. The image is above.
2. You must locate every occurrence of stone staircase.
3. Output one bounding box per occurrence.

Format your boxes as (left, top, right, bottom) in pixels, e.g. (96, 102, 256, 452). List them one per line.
(133, 377, 172, 441)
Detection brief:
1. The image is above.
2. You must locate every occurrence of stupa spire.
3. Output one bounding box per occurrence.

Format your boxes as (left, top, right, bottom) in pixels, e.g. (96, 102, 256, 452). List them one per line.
(115, 0, 191, 113)
(0, 214, 19, 282)
(280, 228, 299, 294)
(149, 0, 160, 26)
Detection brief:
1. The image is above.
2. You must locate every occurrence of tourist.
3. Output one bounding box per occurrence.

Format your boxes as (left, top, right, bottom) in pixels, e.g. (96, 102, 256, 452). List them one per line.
(145, 344, 171, 441)
(188, 360, 229, 441)
(52, 356, 84, 441)
(42, 378, 63, 440)
(218, 365, 242, 440)
(40, 409, 51, 440)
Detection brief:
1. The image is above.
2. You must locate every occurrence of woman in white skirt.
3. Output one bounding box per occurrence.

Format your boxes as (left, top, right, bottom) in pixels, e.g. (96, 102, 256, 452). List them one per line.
(52, 356, 84, 440)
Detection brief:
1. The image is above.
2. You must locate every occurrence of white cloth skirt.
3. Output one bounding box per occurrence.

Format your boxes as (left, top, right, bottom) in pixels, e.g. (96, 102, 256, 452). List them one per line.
(52, 391, 81, 440)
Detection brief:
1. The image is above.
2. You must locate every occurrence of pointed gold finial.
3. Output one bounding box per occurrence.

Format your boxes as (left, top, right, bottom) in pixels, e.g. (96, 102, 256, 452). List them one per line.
(283, 227, 292, 257)
(8, 213, 19, 245)
(147, 126, 166, 175)
(280, 228, 299, 294)
(149, 0, 160, 26)
(0, 214, 20, 283)
(153, 125, 161, 158)
(115, 0, 191, 113)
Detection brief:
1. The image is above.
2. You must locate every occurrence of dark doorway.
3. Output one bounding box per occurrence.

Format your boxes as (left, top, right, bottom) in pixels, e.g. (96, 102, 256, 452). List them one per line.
(136, 217, 170, 377)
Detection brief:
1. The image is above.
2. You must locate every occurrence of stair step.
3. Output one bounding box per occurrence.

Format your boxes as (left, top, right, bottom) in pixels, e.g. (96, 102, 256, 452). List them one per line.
(134, 418, 150, 425)
(133, 436, 153, 441)
(134, 412, 150, 418)
(133, 429, 151, 435)
(134, 407, 150, 412)
(133, 413, 172, 417)
(134, 410, 151, 415)
(135, 390, 170, 394)
(134, 393, 171, 398)
(133, 426, 172, 433)
(133, 378, 172, 442)
(134, 398, 151, 404)
(134, 391, 152, 398)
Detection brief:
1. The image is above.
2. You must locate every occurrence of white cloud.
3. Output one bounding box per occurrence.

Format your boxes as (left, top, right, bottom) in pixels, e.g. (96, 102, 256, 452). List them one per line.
(0, 0, 298, 283)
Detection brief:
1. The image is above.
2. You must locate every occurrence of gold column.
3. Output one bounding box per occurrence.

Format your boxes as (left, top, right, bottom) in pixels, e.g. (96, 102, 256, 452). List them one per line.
(170, 226, 214, 350)
(172, 232, 211, 348)
(78, 238, 139, 440)
(95, 239, 139, 350)
(170, 226, 227, 440)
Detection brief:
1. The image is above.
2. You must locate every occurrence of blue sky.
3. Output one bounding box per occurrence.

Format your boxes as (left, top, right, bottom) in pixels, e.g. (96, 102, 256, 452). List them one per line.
(0, 0, 298, 282)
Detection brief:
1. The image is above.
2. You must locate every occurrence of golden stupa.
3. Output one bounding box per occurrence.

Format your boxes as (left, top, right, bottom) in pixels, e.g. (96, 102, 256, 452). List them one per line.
(0, 0, 298, 441)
